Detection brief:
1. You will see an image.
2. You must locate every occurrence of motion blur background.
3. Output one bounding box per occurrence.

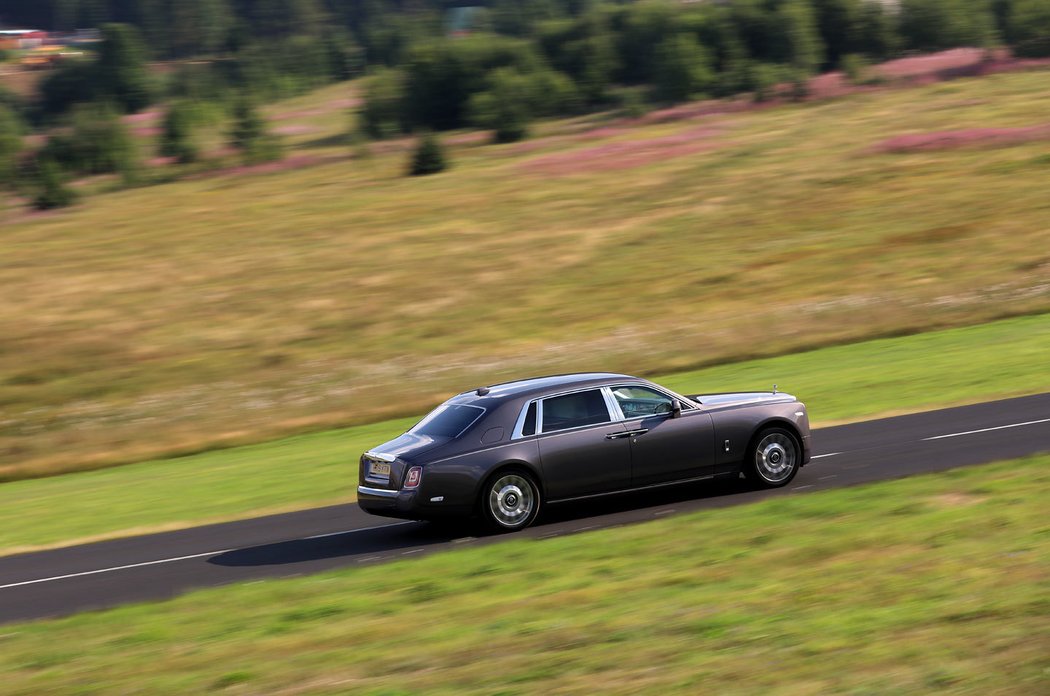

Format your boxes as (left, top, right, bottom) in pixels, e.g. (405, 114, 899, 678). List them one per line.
(0, 1, 1048, 691)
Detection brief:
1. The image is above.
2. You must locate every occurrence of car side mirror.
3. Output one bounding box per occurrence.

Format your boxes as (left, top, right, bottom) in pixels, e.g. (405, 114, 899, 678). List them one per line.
(670, 399, 682, 418)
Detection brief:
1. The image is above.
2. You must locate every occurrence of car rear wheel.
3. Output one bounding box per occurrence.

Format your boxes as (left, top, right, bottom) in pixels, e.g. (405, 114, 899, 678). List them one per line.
(745, 427, 800, 488)
(482, 470, 541, 532)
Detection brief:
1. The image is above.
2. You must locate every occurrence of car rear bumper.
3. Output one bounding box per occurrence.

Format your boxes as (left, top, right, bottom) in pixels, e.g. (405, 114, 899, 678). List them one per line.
(357, 485, 472, 521)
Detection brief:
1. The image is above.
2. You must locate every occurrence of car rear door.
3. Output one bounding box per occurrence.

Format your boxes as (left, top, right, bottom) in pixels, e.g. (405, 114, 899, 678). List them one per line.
(536, 388, 632, 500)
(608, 385, 716, 486)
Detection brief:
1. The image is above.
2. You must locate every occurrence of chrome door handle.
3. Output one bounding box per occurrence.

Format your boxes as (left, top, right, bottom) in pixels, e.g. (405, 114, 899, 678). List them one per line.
(625, 428, 649, 437)
(606, 432, 632, 440)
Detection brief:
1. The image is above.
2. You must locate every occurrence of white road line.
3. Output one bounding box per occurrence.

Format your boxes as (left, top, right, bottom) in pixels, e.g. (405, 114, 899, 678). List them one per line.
(793, 485, 813, 490)
(922, 418, 1050, 441)
(0, 549, 233, 590)
(811, 452, 840, 459)
(1, 521, 418, 591)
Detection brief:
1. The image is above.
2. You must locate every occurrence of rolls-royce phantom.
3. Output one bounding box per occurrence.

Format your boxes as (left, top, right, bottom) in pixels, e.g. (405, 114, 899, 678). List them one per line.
(358, 373, 810, 531)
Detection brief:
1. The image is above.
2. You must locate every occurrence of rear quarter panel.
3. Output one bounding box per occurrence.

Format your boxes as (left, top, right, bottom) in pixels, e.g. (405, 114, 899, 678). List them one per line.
(420, 438, 542, 510)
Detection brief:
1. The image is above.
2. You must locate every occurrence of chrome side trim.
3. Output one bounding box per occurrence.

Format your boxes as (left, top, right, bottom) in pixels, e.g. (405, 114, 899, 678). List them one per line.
(358, 485, 399, 498)
(547, 474, 715, 504)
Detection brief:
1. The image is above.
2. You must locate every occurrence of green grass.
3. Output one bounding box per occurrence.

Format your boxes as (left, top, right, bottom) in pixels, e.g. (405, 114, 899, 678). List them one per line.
(3, 70, 1050, 478)
(1, 313, 1048, 556)
(2, 456, 1047, 695)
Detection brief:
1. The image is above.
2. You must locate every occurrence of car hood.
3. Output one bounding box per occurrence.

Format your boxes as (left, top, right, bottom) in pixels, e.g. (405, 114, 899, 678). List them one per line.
(690, 391, 797, 409)
(366, 431, 448, 462)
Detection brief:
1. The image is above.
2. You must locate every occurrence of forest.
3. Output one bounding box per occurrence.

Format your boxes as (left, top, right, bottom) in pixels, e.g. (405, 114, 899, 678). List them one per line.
(1, 0, 1048, 204)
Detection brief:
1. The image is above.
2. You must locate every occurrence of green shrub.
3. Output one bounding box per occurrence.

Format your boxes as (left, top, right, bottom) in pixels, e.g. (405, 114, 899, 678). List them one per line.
(32, 158, 78, 210)
(841, 53, 870, 85)
(614, 88, 651, 118)
(160, 101, 200, 163)
(229, 97, 283, 164)
(468, 68, 535, 143)
(751, 64, 782, 103)
(41, 104, 140, 185)
(408, 132, 447, 176)
(0, 105, 22, 186)
(360, 68, 407, 139)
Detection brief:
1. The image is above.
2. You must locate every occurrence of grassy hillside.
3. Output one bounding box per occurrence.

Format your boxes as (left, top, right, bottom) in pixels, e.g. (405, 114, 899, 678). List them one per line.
(2, 70, 1050, 478)
(2, 456, 1047, 694)
(1, 313, 1048, 556)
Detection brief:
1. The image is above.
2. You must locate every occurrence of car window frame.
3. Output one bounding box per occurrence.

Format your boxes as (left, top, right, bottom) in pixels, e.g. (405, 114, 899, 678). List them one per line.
(606, 384, 697, 421)
(536, 388, 616, 436)
(510, 382, 701, 439)
(511, 386, 612, 439)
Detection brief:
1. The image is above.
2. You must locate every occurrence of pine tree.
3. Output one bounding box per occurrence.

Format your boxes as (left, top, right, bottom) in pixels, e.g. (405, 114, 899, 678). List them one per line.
(408, 132, 447, 176)
(230, 97, 282, 164)
(97, 23, 152, 113)
(161, 102, 199, 163)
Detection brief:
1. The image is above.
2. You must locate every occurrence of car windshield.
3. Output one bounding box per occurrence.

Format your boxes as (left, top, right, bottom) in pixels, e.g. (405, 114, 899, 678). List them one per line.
(410, 404, 485, 438)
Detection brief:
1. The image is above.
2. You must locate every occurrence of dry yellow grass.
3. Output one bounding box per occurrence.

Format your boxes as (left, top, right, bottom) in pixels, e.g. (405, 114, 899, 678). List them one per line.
(2, 70, 1049, 478)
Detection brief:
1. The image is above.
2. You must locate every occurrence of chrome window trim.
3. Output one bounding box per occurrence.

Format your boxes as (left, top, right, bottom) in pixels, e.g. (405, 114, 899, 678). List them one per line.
(508, 380, 698, 440)
(409, 402, 487, 439)
(601, 386, 626, 421)
(511, 385, 620, 440)
(608, 383, 699, 420)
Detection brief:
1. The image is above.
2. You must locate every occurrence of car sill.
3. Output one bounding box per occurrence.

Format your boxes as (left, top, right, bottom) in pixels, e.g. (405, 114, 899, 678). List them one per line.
(547, 474, 717, 504)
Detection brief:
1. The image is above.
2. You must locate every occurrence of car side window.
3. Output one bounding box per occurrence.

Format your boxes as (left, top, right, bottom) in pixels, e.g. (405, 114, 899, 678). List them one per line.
(611, 386, 674, 418)
(521, 402, 537, 436)
(541, 390, 611, 433)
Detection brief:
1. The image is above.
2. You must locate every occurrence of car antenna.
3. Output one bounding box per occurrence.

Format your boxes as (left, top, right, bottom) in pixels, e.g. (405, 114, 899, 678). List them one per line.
(773, 383, 778, 394)
(476, 386, 490, 396)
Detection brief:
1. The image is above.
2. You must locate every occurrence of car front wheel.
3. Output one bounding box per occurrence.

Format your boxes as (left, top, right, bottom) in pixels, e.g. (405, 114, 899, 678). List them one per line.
(482, 470, 541, 532)
(745, 427, 800, 488)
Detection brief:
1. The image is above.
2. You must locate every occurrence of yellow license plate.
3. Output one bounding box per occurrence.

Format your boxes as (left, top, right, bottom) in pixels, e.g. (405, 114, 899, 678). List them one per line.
(369, 461, 391, 477)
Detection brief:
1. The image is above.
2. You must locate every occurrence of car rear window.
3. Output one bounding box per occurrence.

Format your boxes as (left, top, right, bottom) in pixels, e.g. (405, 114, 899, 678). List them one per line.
(541, 390, 611, 433)
(411, 404, 485, 438)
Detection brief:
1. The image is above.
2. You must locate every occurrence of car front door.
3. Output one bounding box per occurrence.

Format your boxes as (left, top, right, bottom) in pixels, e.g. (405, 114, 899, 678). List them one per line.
(609, 385, 715, 486)
(536, 388, 632, 500)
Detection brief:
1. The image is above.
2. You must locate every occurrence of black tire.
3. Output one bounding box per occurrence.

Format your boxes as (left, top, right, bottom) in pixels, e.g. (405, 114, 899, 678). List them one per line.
(480, 468, 541, 532)
(744, 427, 801, 488)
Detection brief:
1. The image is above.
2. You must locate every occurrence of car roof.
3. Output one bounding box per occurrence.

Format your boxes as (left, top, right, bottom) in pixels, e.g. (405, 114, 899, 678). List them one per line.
(456, 372, 642, 404)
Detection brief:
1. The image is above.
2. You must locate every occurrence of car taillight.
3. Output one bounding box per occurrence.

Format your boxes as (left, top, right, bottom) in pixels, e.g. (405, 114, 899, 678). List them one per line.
(404, 466, 422, 489)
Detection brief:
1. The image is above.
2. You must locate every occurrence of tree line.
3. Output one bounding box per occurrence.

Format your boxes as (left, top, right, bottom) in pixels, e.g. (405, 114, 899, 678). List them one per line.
(1, 0, 1049, 204)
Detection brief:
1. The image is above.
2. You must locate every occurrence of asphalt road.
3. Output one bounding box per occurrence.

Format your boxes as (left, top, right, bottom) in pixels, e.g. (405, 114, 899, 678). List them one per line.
(2, 393, 1049, 625)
